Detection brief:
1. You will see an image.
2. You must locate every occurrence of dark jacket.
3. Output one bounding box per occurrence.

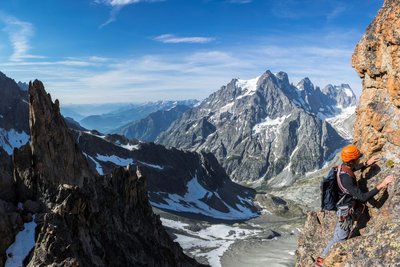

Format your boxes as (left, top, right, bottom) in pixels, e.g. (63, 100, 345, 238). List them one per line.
(337, 163, 379, 207)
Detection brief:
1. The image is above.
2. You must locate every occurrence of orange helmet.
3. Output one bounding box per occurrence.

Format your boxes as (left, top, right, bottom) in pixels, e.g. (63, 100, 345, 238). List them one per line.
(341, 145, 362, 163)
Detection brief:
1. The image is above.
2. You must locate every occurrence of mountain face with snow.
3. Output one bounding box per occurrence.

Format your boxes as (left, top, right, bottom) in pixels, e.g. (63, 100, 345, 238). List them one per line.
(72, 130, 258, 221)
(292, 79, 357, 119)
(79, 100, 199, 133)
(321, 83, 357, 108)
(9, 80, 205, 267)
(158, 71, 353, 187)
(113, 105, 191, 142)
(0, 72, 30, 155)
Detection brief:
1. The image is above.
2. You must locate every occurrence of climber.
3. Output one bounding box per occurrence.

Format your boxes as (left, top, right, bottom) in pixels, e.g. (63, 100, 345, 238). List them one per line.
(315, 144, 396, 267)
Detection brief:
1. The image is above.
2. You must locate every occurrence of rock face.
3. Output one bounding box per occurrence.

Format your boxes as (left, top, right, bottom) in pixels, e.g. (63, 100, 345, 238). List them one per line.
(0, 72, 29, 133)
(0, 147, 14, 202)
(14, 80, 204, 267)
(0, 72, 30, 155)
(0, 199, 23, 267)
(296, 1, 400, 265)
(352, 0, 400, 155)
(158, 71, 350, 186)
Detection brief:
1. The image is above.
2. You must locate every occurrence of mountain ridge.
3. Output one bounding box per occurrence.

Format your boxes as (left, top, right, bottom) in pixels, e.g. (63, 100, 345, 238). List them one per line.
(158, 70, 354, 187)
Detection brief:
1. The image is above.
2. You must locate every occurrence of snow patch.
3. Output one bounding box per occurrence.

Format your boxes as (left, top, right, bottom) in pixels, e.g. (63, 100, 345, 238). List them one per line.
(236, 76, 261, 99)
(161, 218, 261, 267)
(83, 131, 106, 139)
(150, 175, 258, 220)
(120, 143, 140, 150)
(5, 215, 37, 267)
(96, 154, 134, 167)
(341, 87, 354, 98)
(326, 105, 356, 140)
(0, 128, 30, 155)
(252, 114, 290, 135)
(160, 218, 189, 231)
(83, 153, 104, 175)
(138, 161, 164, 170)
(219, 102, 234, 113)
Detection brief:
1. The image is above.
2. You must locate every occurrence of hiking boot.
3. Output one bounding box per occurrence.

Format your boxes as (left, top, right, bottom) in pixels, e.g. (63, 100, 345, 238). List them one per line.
(315, 257, 324, 267)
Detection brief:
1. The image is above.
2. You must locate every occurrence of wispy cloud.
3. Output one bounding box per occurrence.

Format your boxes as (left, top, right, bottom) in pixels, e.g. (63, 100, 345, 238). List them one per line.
(153, 34, 215, 44)
(327, 4, 347, 20)
(226, 0, 252, 4)
(0, 11, 43, 62)
(0, 30, 364, 104)
(95, 0, 164, 28)
(270, 0, 348, 20)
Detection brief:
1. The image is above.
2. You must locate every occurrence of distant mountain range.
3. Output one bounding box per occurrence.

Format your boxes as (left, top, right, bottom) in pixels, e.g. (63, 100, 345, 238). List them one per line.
(157, 71, 355, 187)
(75, 100, 199, 133)
(112, 105, 192, 141)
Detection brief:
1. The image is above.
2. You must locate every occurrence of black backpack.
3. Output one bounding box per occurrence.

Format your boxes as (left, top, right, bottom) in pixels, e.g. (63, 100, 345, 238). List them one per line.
(320, 165, 350, 211)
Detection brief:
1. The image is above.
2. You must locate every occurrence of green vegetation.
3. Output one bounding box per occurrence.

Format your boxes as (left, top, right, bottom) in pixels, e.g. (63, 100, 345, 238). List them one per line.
(386, 159, 395, 168)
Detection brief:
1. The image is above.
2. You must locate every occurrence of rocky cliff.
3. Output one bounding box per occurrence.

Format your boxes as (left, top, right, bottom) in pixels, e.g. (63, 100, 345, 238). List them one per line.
(0, 72, 30, 155)
(296, 0, 400, 266)
(8, 80, 204, 266)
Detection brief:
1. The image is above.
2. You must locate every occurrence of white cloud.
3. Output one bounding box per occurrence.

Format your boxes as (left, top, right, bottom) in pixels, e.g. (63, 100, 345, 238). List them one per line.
(226, 0, 252, 4)
(0, 30, 363, 104)
(154, 34, 215, 44)
(270, 0, 349, 20)
(327, 4, 347, 20)
(0, 11, 43, 62)
(97, 0, 157, 7)
(95, 0, 164, 28)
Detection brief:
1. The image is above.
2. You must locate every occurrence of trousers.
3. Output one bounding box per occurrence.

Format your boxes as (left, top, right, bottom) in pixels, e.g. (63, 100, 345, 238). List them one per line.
(321, 218, 352, 257)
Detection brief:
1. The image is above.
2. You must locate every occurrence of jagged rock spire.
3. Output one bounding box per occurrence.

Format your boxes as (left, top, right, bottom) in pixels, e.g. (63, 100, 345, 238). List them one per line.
(14, 80, 204, 266)
(28, 80, 93, 192)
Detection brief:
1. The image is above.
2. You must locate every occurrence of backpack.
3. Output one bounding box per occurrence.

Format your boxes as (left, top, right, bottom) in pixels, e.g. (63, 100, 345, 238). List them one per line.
(320, 165, 351, 211)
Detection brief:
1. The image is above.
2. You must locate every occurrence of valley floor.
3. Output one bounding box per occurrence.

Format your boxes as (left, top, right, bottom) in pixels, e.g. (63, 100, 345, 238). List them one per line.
(154, 208, 304, 267)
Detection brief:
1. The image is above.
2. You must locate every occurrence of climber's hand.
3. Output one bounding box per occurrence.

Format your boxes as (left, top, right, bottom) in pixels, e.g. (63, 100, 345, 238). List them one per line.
(383, 175, 396, 185)
(339, 217, 352, 231)
(367, 155, 380, 166)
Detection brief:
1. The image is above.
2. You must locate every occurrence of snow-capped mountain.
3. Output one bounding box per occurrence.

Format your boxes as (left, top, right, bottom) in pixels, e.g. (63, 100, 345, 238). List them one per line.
(0, 72, 30, 155)
(321, 83, 357, 108)
(79, 100, 199, 133)
(158, 71, 353, 187)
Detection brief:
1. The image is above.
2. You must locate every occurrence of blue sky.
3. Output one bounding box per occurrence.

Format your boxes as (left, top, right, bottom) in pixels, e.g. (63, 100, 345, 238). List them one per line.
(0, 0, 383, 104)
